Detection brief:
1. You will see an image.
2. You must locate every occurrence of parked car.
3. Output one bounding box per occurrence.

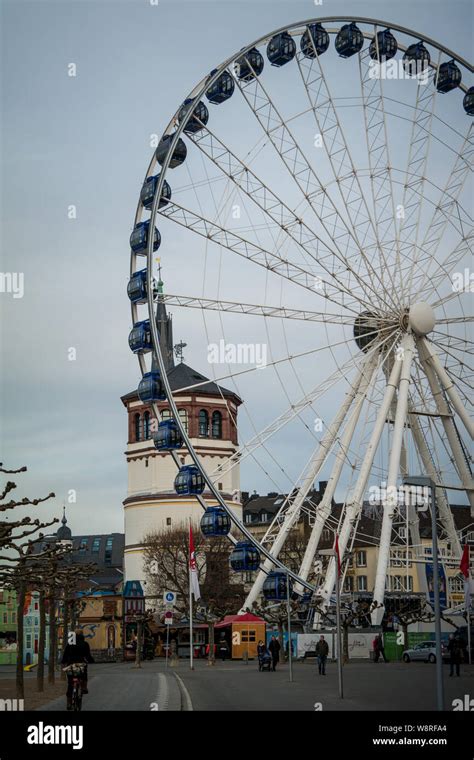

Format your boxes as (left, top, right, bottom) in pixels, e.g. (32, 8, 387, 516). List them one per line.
(402, 640, 448, 663)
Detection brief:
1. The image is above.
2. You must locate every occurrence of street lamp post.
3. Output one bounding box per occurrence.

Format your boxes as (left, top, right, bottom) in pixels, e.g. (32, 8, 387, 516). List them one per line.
(403, 475, 444, 711)
(319, 548, 343, 698)
(286, 572, 293, 683)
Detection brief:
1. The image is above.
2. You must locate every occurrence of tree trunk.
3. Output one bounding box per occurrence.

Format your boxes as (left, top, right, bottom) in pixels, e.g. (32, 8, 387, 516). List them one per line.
(16, 581, 25, 700)
(135, 620, 142, 668)
(61, 592, 69, 681)
(48, 591, 56, 684)
(343, 625, 349, 664)
(37, 587, 46, 692)
(402, 623, 409, 650)
(208, 621, 215, 665)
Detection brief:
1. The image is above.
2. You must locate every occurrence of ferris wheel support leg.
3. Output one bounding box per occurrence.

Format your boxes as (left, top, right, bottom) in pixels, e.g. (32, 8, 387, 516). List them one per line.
(240, 356, 373, 613)
(292, 352, 379, 600)
(371, 334, 416, 626)
(315, 357, 403, 613)
(417, 340, 474, 513)
(418, 337, 474, 441)
(408, 410, 462, 560)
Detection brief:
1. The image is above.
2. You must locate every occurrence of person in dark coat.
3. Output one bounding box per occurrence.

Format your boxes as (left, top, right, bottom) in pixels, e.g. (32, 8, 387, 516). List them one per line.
(217, 634, 230, 662)
(268, 635, 281, 671)
(62, 631, 94, 709)
(257, 640, 266, 658)
(373, 633, 388, 663)
(315, 635, 329, 675)
(448, 634, 462, 676)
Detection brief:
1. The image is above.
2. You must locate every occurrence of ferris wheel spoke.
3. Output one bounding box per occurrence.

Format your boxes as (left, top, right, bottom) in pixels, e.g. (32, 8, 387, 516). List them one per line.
(210, 352, 364, 482)
(431, 331, 474, 356)
(159, 199, 377, 314)
(417, 228, 474, 302)
(294, 42, 385, 281)
(358, 37, 407, 305)
(173, 326, 394, 398)
(437, 315, 474, 324)
(162, 293, 356, 325)
(396, 56, 440, 301)
(181, 121, 394, 311)
(232, 56, 400, 311)
(409, 123, 474, 297)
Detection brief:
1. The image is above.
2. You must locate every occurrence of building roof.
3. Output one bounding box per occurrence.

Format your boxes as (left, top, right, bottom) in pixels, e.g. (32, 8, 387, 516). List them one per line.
(215, 613, 265, 628)
(121, 361, 241, 405)
(56, 508, 72, 542)
(243, 486, 328, 524)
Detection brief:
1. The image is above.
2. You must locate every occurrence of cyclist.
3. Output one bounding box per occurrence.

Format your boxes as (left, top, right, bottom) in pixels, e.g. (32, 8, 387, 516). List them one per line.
(62, 630, 94, 710)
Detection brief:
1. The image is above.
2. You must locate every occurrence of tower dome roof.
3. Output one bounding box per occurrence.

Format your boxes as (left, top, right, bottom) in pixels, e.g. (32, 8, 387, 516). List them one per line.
(56, 507, 72, 541)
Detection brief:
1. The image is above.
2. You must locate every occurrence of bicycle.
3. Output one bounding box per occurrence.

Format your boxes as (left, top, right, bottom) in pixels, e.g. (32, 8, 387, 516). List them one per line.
(63, 663, 87, 712)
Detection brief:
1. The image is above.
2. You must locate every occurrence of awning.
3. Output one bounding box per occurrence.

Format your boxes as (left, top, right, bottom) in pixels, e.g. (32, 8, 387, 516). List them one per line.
(215, 613, 265, 629)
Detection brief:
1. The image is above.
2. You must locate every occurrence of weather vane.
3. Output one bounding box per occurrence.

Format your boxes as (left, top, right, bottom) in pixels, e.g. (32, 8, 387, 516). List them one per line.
(174, 340, 187, 363)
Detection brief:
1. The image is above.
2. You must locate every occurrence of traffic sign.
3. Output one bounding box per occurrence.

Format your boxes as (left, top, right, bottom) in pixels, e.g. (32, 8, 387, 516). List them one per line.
(164, 611, 173, 625)
(163, 591, 177, 605)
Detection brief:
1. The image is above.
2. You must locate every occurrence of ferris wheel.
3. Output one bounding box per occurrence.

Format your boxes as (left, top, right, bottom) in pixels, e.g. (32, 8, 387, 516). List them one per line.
(128, 17, 473, 626)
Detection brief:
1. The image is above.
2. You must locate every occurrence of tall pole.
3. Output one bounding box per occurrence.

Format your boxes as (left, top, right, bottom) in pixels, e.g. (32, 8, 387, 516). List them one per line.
(166, 623, 170, 669)
(189, 576, 194, 670)
(430, 482, 444, 711)
(286, 572, 293, 683)
(467, 607, 472, 666)
(335, 557, 343, 699)
(189, 522, 194, 671)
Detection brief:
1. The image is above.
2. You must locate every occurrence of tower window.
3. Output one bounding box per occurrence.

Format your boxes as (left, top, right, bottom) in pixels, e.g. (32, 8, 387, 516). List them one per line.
(144, 411, 151, 440)
(134, 413, 142, 442)
(199, 409, 209, 437)
(178, 409, 188, 433)
(212, 411, 222, 439)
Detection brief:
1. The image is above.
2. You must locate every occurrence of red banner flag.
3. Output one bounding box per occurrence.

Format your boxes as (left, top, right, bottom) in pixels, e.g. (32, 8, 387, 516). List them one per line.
(460, 544, 470, 578)
(335, 534, 341, 578)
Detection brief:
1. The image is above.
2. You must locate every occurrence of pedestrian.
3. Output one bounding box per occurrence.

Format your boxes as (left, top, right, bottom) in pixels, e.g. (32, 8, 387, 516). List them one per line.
(257, 640, 266, 658)
(315, 635, 329, 675)
(448, 633, 462, 676)
(373, 633, 388, 663)
(218, 634, 229, 662)
(268, 635, 281, 671)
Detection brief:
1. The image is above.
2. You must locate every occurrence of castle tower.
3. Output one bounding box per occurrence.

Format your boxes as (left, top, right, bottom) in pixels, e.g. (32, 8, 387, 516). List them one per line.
(121, 281, 243, 583)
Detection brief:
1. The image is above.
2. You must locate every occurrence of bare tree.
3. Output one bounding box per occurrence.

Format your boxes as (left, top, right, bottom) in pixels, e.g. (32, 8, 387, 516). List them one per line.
(143, 524, 245, 664)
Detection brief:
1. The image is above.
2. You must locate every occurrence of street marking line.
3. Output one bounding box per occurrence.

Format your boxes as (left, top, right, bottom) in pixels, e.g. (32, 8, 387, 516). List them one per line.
(173, 672, 193, 711)
(156, 672, 168, 711)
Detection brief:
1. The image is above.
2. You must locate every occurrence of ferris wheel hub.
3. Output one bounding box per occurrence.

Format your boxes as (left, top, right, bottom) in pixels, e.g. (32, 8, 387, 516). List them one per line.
(408, 301, 436, 336)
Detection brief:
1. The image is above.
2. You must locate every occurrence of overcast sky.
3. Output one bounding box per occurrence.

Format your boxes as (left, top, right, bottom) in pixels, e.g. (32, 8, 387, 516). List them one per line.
(1, 0, 471, 538)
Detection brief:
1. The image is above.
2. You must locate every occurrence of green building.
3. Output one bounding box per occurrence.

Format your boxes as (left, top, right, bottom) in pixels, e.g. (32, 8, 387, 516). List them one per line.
(0, 589, 17, 665)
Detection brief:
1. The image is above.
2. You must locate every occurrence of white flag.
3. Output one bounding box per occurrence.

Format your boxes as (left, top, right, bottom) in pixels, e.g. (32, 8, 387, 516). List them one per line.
(189, 524, 201, 601)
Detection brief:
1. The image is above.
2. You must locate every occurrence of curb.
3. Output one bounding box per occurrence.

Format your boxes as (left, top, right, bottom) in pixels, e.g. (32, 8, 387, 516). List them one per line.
(172, 672, 193, 712)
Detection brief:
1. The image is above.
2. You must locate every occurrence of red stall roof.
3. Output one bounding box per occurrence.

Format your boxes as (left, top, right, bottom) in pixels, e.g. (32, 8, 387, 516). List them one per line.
(215, 613, 265, 629)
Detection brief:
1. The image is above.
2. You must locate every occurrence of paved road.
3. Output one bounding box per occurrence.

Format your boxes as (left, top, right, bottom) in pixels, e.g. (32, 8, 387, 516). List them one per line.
(2, 659, 472, 712)
(39, 661, 181, 712)
(174, 659, 474, 711)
